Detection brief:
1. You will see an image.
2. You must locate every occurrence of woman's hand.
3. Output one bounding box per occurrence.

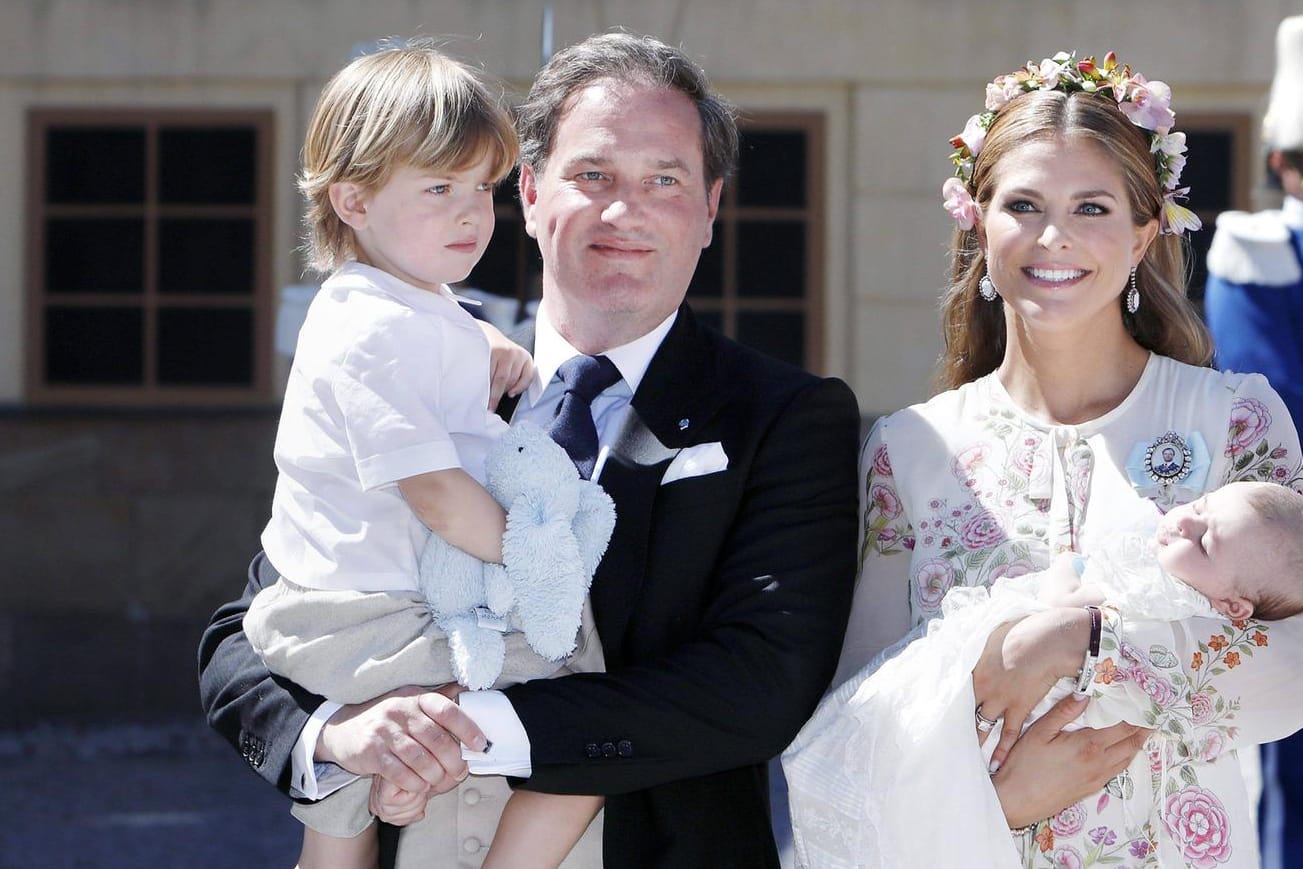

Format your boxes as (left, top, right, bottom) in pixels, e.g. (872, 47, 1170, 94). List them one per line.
(476, 320, 534, 410)
(991, 693, 1150, 828)
(973, 607, 1092, 771)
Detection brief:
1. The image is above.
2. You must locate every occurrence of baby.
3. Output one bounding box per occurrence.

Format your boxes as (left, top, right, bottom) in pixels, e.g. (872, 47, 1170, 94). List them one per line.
(1035, 479, 1303, 621)
(784, 480, 1303, 869)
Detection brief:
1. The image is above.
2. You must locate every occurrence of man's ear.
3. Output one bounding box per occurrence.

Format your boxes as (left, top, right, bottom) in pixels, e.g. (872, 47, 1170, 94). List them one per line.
(519, 163, 539, 239)
(328, 181, 370, 230)
(701, 177, 723, 249)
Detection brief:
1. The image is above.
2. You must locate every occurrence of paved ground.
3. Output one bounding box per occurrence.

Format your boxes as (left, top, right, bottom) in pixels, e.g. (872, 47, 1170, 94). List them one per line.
(0, 720, 299, 869)
(0, 720, 797, 869)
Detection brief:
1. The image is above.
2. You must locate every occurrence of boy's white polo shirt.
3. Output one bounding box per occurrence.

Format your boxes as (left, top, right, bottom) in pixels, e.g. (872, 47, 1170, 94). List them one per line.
(261, 261, 507, 593)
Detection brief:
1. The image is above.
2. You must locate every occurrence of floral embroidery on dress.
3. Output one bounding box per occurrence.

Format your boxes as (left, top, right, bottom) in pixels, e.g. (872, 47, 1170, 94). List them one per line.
(1042, 619, 1273, 867)
(1162, 786, 1234, 868)
(1222, 397, 1303, 492)
(1027, 804, 1153, 867)
(859, 442, 915, 567)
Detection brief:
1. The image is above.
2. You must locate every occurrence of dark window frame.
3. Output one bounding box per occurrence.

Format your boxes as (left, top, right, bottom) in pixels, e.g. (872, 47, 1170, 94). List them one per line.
(1178, 112, 1254, 303)
(689, 112, 826, 371)
(26, 108, 275, 406)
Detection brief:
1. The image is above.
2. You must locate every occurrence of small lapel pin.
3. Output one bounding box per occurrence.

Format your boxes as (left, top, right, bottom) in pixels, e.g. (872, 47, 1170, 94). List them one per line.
(678, 418, 690, 431)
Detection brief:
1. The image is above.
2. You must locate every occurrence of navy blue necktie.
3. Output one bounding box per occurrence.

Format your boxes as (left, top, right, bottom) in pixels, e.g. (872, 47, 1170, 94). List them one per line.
(548, 355, 622, 479)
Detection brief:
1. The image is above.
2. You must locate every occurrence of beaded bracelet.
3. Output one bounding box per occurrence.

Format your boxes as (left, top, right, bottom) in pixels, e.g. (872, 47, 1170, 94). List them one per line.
(1072, 605, 1103, 696)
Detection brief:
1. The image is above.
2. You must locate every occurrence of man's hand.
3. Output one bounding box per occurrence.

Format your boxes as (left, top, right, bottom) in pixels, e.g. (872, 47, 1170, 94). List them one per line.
(476, 320, 534, 409)
(316, 685, 486, 796)
(991, 693, 1150, 828)
(973, 607, 1092, 771)
(370, 776, 431, 827)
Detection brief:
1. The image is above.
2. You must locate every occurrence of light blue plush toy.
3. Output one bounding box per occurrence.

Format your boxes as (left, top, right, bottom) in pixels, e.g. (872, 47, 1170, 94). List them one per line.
(417, 422, 616, 690)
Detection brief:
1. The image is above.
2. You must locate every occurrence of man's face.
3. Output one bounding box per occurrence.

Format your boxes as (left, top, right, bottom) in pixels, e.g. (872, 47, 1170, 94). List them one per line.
(520, 80, 723, 352)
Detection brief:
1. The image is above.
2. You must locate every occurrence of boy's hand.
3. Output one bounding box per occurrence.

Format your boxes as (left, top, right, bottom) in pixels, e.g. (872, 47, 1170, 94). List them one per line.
(370, 777, 431, 827)
(476, 320, 534, 409)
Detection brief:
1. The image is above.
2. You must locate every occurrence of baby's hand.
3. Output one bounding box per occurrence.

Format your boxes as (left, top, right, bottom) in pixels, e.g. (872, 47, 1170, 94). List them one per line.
(477, 320, 534, 409)
(1036, 554, 1103, 607)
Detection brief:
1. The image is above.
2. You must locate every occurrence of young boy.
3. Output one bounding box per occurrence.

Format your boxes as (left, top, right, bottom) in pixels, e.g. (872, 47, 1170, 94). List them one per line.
(785, 480, 1303, 869)
(243, 42, 603, 869)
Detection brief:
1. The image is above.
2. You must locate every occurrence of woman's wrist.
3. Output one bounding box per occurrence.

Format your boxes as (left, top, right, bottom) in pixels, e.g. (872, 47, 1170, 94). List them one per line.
(1048, 606, 1095, 677)
(1072, 605, 1102, 695)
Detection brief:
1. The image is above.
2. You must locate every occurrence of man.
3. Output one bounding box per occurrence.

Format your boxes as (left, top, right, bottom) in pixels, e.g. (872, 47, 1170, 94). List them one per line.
(199, 31, 861, 868)
(1205, 16, 1303, 868)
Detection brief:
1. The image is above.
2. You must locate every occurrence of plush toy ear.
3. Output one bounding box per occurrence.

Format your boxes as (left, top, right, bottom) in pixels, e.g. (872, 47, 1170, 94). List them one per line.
(572, 483, 617, 577)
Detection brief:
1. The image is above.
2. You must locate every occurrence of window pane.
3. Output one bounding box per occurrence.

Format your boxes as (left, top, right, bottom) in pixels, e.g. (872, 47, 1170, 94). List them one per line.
(467, 218, 520, 300)
(45, 218, 144, 293)
(159, 127, 257, 204)
(689, 222, 725, 297)
(737, 221, 805, 297)
(45, 306, 143, 383)
(736, 131, 807, 208)
(1183, 130, 1232, 214)
(737, 312, 805, 368)
(158, 308, 253, 385)
(46, 127, 145, 204)
(158, 219, 254, 295)
(492, 168, 521, 207)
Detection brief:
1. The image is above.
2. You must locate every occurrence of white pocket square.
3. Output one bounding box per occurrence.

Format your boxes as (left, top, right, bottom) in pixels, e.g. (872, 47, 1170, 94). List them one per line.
(661, 441, 729, 485)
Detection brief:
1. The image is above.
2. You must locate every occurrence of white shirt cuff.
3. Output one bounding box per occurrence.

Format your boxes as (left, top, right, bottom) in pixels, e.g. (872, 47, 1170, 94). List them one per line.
(459, 690, 532, 777)
(289, 700, 359, 800)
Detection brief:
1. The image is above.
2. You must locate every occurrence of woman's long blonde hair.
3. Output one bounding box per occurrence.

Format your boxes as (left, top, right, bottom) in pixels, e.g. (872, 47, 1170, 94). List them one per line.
(935, 89, 1212, 392)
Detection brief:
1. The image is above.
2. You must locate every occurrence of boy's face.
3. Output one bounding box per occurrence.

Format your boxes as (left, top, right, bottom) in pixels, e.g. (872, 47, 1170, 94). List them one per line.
(1155, 484, 1268, 620)
(343, 155, 497, 291)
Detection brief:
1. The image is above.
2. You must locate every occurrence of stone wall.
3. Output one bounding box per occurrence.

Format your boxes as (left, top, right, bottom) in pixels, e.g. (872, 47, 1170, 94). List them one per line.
(0, 411, 277, 726)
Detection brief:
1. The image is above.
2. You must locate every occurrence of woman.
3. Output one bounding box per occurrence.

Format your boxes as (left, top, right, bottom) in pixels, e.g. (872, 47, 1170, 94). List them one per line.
(788, 52, 1303, 868)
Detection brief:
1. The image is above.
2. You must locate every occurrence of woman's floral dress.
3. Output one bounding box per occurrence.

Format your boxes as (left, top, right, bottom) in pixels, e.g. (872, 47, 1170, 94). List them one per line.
(836, 354, 1303, 868)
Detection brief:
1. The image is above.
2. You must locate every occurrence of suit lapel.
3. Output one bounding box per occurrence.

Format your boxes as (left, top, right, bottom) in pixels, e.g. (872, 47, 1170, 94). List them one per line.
(589, 409, 676, 657)
(589, 306, 726, 658)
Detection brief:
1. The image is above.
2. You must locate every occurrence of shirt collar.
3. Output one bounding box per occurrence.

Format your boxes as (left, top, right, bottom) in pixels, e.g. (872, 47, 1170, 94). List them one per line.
(334, 261, 468, 307)
(526, 307, 679, 406)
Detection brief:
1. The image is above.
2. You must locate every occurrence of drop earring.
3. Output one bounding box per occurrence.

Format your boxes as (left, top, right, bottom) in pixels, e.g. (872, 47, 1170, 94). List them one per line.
(979, 272, 998, 302)
(1125, 267, 1140, 314)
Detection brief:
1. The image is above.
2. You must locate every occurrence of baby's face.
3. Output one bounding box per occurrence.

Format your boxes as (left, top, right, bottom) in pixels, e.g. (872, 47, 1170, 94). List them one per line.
(1156, 484, 1266, 619)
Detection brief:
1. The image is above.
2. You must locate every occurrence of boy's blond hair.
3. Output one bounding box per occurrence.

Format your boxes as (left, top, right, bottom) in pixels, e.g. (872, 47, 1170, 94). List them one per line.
(299, 41, 519, 274)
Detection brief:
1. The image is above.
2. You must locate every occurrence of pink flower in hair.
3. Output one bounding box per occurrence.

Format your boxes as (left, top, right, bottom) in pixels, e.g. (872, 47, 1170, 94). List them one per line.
(1119, 75, 1176, 134)
(942, 177, 980, 230)
(985, 76, 1022, 111)
(959, 113, 988, 158)
(1032, 56, 1069, 89)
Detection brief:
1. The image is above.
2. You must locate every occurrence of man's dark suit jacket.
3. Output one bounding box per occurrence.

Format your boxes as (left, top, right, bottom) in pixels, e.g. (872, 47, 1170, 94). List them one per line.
(198, 304, 861, 868)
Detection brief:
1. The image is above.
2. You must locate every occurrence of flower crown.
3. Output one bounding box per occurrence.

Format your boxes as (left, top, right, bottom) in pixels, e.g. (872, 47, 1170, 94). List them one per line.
(942, 51, 1200, 236)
